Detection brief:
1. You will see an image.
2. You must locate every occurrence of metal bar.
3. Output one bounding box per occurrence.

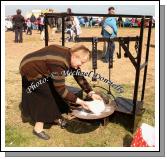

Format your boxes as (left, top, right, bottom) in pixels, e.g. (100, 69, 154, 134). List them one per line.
(108, 67, 111, 94)
(45, 13, 67, 18)
(45, 13, 152, 18)
(44, 16, 49, 46)
(117, 42, 121, 59)
(141, 18, 153, 101)
(108, 42, 113, 94)
(140, 62, 148, 70)
(119, 41, 137, 68)
(75, 36, 139, 42)
(62, 16, 65, 46)
(127, 41, 130, 50)
(92, 38, 98, 69)
(92, 38, 98, 81)
(132, 17, 145, 132)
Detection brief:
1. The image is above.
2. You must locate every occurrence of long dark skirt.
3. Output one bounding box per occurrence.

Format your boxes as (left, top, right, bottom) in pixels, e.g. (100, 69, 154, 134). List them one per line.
(21, 76, 69, 123)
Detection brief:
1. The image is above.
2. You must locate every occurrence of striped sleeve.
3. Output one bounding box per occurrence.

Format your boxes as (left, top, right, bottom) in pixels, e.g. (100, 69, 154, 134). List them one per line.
(48, 64, 77, 103)
(72, 68, 93, 94)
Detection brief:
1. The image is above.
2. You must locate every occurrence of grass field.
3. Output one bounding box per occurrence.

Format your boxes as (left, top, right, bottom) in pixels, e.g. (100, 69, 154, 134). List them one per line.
(5, 27, 155, 147)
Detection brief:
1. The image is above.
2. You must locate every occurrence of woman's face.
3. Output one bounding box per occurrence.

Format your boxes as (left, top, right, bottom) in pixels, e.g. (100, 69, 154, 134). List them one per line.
(108, 9, 115, 15)
(70, 52, 89, 69)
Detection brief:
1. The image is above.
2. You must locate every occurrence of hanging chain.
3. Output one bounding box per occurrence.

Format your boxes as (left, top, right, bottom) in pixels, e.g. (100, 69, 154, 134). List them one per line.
(135, 38, 139, 58)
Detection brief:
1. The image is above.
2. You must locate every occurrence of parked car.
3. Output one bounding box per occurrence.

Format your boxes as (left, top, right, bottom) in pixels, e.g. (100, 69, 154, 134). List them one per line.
(5, 17, 13, 32)
(78, 16, 102, 27)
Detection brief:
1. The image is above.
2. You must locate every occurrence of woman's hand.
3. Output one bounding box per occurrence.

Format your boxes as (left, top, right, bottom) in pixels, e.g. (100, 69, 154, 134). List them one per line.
(76, 98, 90, 110)
(88, 91, 103, 101)
(91, 93, 103, 101)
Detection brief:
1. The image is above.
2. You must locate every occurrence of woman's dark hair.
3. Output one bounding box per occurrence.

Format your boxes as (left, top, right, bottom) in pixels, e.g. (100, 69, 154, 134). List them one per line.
(108, 7, 115, 11)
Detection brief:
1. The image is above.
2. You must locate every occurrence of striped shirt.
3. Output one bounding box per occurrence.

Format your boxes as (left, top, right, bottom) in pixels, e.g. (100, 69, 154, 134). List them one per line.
(19, 44, 93, 103)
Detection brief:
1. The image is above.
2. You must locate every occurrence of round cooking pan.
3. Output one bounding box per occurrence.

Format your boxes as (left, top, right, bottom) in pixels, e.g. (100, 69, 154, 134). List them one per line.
(71, 101, 116, 120)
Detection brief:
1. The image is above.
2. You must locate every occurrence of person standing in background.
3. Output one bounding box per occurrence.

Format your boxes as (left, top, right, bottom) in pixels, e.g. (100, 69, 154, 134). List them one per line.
(101, 7, 118, 63)
(65, 8, 73, 29)
(30, 13, 36, 30)
(83, 16, 89, 27)
(12, 9, 25, 43)
(26, 18, 32, 35)
(89, 17, 93, 28)
(38, 13, 45, 34)
(65, 8, 75, 42)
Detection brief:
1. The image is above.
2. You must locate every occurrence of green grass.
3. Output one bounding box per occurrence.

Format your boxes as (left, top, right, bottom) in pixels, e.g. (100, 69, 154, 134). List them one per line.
(5, 125, 30, 147)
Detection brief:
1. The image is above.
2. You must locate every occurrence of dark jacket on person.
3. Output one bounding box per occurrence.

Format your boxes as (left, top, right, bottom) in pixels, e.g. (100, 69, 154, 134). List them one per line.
(12, 14, 25, 28)
(19, 44, 93, 103)
(30, 15, 36, 23)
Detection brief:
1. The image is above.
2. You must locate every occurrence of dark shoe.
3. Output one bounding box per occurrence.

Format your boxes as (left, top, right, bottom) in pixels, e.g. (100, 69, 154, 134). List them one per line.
(55, 118, 68, 129)
(33, 130, 50, 140)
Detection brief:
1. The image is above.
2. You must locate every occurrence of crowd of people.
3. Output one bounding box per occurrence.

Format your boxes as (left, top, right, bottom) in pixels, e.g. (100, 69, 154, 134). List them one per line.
(12, 9, 45, 42)
(11, 8, 154, 44)
(23, 13, 45, 35)
(11, 7, 118, 67)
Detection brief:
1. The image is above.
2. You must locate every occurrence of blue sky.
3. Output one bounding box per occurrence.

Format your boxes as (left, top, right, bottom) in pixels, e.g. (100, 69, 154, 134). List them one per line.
(5, 5, 155, 16)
